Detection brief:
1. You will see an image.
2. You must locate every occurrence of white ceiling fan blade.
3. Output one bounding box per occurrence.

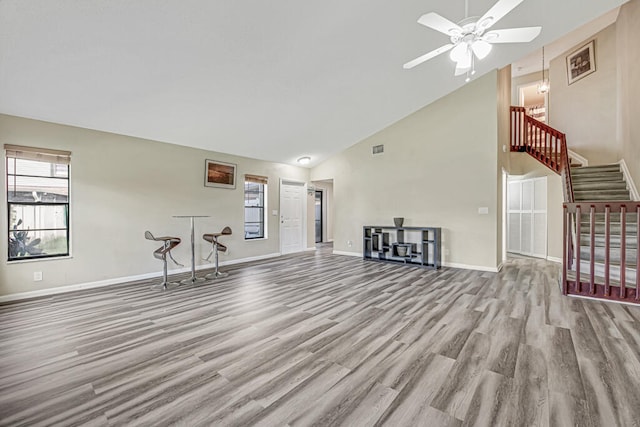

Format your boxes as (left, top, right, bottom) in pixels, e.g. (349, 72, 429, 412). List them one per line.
(477, 0, 524, 31)
(484, 27, 541, 43)
(417, 12, 463, 36)
(403, 44, 454, 69)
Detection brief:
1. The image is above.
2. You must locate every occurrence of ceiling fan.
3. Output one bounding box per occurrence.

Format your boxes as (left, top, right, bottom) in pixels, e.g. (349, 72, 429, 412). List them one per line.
(404, 0, 541, 80)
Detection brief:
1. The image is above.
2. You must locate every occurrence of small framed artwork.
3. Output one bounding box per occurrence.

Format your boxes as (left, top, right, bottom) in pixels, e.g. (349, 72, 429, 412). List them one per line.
(566, 40, 596, 85)
(205, 159, 236, 189)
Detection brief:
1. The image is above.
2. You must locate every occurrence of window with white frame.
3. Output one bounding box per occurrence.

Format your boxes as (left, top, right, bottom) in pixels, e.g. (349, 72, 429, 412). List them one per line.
(5, 144, 71, 261)
(244, 174, 267, 239)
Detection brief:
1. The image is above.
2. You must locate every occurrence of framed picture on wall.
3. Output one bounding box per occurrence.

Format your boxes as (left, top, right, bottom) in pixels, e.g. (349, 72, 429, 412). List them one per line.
(205, 159, 236, 189)
(566, 40, 596, 85)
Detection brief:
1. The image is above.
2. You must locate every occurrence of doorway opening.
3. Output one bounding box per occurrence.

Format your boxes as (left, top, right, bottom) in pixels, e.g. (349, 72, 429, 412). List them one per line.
(315, 190, 323, 243)
(311, 179, 334, 246)
(518, 82, 548, 123)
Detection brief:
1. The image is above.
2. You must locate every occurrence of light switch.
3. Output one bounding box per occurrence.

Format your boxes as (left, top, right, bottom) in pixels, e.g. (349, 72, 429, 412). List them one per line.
(478, 207, 489, 215)
(272, 210, 278, 216)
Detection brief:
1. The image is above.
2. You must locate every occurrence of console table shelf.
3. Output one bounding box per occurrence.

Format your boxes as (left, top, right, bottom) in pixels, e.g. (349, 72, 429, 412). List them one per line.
(363, 225, 441, 269)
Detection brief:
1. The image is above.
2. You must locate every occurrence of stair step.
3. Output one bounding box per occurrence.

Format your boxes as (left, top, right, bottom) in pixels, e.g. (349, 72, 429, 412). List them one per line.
(572, 181, 628, 191)
(574, 192, 631, 201)
(571, 172, 625, 182)
(567, 268, 638, 288)
(579, 234, 639, 249)
(580, 223, 638, 234)
(571, 164, 621, 174)
(579, 212, 639, 223)
(571, 173, 625, 184)
(578, 246, 638, 267)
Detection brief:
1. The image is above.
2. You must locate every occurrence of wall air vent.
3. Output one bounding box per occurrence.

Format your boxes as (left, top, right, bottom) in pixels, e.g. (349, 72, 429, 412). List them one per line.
(372, 144, 384, 155)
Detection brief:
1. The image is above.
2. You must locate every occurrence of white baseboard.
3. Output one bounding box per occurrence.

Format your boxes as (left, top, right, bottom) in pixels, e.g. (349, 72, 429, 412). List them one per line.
(567, 149, 589, 166)
(547, 256, 562, 264)
(333, 250, 362, 257)
(218, 252, 281, 266)
(442, 261, 500, 273)
(305, 247, 317, 252)
(618, 159, 640, 201)
(334, 252, 501, 272)
(0, 252, 282, 304)
(0, 272, 159, 304)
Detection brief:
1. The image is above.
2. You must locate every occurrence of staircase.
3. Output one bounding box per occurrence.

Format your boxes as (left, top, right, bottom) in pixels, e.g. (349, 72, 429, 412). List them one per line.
(510, 106, 640, 303)
(570, 164, 638, 290)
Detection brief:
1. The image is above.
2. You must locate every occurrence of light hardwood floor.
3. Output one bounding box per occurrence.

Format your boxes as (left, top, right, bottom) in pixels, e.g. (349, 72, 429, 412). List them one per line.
(1, 248, 640, 426)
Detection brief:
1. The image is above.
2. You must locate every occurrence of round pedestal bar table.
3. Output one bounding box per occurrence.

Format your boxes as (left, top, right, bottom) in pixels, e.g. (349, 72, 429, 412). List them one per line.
(172, 215, 209, 285)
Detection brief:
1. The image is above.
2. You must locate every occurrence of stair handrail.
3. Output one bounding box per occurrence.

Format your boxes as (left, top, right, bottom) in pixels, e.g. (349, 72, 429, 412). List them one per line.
(559, 133, 574, 204)
(510, 106, 574, 203)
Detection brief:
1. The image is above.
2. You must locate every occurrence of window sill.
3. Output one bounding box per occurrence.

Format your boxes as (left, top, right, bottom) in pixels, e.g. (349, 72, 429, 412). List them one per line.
(245, 237, 268, 242)
(7, 255, 73, 265)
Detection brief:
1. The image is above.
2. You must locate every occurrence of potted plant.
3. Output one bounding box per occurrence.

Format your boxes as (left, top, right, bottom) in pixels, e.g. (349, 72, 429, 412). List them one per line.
(9, 219, 43, 258)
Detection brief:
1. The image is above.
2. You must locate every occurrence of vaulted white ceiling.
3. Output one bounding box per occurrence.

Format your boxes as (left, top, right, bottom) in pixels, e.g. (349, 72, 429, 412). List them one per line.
(0, 0, 628, 166)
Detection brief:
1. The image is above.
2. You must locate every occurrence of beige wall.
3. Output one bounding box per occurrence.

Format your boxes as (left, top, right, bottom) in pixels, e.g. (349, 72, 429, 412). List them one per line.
(548, 24, 620, 164)
(0, 114, 312, 297)
(497, 65, 512, 264)
(617, 0, 640, 188)
(311, 71, 501, 270)
(511, 71, 545, 106)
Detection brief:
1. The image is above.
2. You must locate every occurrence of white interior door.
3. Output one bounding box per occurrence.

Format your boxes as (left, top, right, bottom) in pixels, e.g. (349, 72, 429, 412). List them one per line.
(507, 177, 547, 258)
(280, 180, 305, 254)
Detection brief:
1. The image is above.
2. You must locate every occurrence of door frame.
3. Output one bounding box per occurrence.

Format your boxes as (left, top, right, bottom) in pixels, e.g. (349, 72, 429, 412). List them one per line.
(314, 190, 323, 243)
(507, 176, 548, 259)
(517, 81, 549, 122)
(279, 178, 308, 254)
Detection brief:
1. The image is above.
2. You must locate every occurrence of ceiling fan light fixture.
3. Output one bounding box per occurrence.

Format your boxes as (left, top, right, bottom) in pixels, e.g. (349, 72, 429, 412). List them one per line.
(449, 43, 469, 63)
(471, 40, 492, 59)
(457, 50, 472, 69)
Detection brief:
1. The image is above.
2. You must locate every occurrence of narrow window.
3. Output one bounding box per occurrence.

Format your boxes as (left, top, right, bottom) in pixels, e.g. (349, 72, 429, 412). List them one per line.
(5, 145, 71, 261)
(244, 174, 267, 240)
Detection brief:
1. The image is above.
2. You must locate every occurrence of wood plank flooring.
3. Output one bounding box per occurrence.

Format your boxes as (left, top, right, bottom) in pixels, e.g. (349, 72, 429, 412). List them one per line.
(2, 248, 640, 426)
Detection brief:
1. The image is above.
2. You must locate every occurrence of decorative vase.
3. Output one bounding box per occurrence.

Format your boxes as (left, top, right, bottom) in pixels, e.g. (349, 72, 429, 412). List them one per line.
(393, 217, 404, 227)
(396, 246, 408, 257)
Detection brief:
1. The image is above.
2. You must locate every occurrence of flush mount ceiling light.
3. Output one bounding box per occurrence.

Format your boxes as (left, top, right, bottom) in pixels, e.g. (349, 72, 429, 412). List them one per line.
(297, 156, 311, 165)
(404, 0, 541, 81)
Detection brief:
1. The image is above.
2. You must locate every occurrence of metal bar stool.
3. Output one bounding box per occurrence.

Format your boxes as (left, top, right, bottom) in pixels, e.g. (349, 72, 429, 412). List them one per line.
(145, 231, 183, 290)
(203, 226, 232, 279)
